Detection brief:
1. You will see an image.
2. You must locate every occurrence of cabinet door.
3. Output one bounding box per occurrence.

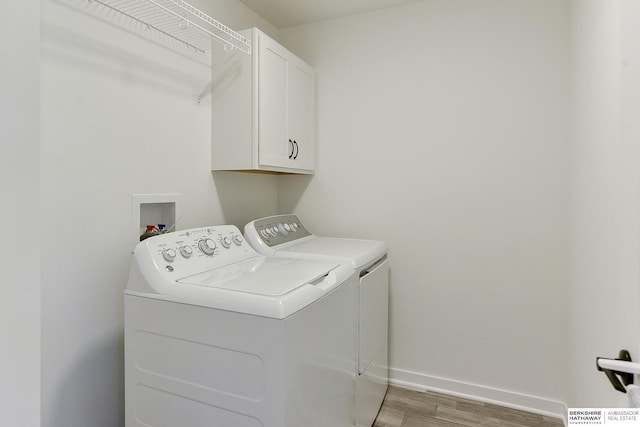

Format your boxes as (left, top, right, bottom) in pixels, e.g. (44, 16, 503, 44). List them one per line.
(288, 58, 316, 171)
(258, 35, 290, 169)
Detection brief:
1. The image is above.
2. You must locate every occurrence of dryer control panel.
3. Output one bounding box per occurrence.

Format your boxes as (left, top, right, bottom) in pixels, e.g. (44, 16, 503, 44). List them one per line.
(133, 225, 258, 283)
(247, 214, 312, 248)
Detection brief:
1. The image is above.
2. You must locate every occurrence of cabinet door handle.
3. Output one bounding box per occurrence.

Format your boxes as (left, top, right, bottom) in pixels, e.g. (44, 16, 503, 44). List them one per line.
(293, 140, 299, 160)
(288, 139, 294, 159)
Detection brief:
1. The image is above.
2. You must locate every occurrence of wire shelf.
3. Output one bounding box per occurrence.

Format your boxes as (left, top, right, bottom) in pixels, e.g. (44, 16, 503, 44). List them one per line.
(89, 0, 251, 55)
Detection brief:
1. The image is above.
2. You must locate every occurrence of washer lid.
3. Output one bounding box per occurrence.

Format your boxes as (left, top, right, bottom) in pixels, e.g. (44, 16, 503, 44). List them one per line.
(129, 256, 351, 319)
(178, 257, 338, 296)
(279, 237, 387, 270)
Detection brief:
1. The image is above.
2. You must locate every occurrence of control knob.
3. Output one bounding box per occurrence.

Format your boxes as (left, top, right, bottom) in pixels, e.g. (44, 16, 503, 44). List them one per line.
(220, 236, 232, 249)
(162, 248, 177, 262)
(232, 235, 243, 246)
(198, 238, 217, 256)
(179, 245, 193, 258)
(278, 223, 289, 236)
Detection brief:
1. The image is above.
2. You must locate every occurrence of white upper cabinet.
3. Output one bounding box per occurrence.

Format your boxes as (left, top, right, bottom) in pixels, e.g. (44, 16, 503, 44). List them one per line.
(287, 57, 316, 171)
(212, 28, 317, 174)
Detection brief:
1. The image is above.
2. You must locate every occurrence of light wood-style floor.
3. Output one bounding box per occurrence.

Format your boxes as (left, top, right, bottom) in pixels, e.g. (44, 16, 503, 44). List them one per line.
(373, 386, 564, 427)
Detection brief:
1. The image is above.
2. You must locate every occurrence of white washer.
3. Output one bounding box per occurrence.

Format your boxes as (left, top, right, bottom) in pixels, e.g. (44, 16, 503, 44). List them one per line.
(244, 215, 389, 427)
(125, 225, 357, 427)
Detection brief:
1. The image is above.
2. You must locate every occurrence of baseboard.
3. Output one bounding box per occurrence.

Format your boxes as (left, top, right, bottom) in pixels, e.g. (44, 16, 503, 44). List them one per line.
(389, 367, 567, 426)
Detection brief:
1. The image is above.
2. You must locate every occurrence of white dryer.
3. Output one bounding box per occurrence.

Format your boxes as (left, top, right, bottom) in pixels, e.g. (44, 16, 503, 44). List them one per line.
(125, 225, 357, 427)
(244, 215, 389, 427)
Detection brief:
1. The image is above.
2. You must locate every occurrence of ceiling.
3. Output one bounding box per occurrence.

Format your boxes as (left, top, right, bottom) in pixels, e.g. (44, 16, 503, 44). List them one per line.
(237, 0, 419, 28)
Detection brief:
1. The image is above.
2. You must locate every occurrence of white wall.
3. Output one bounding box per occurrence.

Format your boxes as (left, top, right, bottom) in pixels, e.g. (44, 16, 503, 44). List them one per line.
(567, 0, 640, 408)
(39, 1, 277, 426)
(279, 0, 570, 416)
(0, 2, 41, 426)
(31, 0, 640, 423)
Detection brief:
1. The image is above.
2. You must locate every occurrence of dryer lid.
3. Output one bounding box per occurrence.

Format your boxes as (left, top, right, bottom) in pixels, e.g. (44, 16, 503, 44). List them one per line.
(279, 237, 387, 270)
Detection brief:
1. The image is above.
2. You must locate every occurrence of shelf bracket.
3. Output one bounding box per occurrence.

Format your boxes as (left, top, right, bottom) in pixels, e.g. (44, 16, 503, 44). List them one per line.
(197, 49, 239, 104)
(197, 81, 213, 104)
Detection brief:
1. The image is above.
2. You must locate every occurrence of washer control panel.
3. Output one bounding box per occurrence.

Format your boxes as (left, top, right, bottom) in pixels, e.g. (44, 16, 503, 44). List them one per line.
(249, 214, 312, 247)
(135, 225, 255, 279)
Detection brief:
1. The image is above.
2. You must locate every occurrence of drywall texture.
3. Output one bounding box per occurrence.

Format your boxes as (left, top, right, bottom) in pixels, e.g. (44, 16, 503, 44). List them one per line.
(39, 1, 277, 426)
(279, 0, 570, 414)
(0, 2, 41, 426)
(567, 0, 640, 408)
